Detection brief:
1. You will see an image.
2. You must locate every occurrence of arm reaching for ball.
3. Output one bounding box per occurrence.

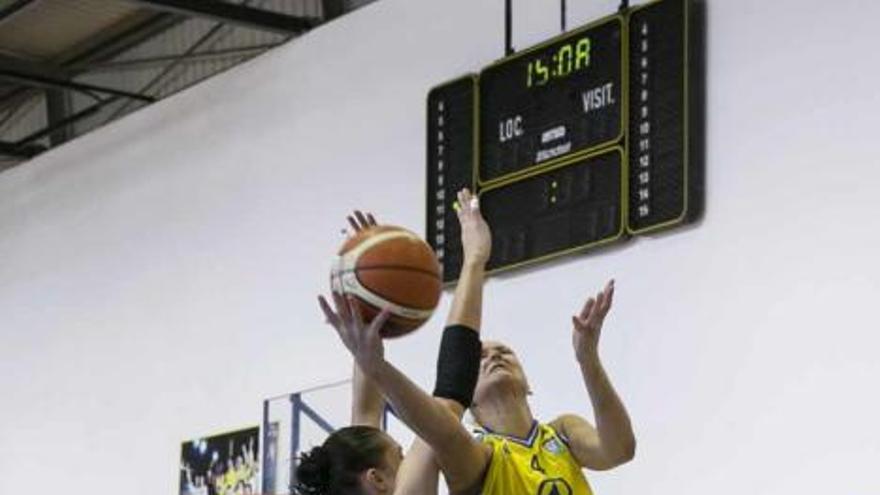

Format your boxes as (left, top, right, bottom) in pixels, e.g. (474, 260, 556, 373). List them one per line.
(396, 188, 491, 494)
(343, 210, 386, 428)
(320, 190, 494, 494)
(318, 294, 492, 493)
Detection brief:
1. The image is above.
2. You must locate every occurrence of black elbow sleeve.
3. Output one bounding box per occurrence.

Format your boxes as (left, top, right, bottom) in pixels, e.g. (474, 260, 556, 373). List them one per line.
(432, 325, 481, 408)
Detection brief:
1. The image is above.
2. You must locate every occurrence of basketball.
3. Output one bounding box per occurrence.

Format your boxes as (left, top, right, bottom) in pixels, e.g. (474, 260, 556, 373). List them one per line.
(330, 225, 442, 338)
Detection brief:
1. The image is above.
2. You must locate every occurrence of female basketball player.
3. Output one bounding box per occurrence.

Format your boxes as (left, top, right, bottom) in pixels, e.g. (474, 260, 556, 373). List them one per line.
(298, 188, 491, 495)
(322, 190, 636, 495)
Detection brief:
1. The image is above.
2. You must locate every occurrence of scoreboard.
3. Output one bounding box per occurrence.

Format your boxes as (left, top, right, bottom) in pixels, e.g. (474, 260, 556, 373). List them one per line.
(427, 0, 704, 282)
(480, 16, 623, 184)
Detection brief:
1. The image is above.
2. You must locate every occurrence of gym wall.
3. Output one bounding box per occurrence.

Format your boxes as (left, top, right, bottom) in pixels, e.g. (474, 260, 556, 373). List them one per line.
(1, 1, 878, 494)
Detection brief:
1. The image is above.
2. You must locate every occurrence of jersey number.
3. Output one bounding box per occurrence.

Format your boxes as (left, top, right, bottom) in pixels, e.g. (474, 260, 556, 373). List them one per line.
(531, 455, 546, 474)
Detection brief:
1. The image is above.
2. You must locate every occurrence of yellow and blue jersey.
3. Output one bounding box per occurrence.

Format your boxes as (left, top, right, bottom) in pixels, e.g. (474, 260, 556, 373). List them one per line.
(475, 421, 593, 495)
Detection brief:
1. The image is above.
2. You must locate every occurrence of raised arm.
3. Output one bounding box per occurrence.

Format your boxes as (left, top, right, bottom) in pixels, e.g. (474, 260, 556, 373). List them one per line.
(445, 189, 491, 332)
(350, 362, 384, 427)
(319, 293, 492, 491)
(394, 188, 492, 494)
(344, 210, 387, 427)
(551, 280, 637, 470)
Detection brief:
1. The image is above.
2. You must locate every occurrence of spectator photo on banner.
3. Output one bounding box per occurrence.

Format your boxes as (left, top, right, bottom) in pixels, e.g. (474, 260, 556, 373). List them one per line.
(180, 426, 259, 495)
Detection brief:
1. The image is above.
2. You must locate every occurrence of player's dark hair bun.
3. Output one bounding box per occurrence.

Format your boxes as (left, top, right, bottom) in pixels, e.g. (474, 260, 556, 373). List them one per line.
(295, 445, 332, 495)
(294, 426, 390, 495)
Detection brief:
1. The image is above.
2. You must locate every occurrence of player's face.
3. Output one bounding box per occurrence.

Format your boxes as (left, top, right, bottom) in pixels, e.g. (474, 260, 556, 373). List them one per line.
(473, 340, 529, 401)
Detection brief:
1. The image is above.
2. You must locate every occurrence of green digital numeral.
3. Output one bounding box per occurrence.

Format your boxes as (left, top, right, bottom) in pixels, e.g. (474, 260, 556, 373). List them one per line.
(534, 59, 549, 87)
(575, 37, 591, 70)
(557, 44, 573, 76)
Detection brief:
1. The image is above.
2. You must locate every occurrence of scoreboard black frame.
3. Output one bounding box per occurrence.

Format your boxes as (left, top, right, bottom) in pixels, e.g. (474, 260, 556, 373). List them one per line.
(427, 0, 705, 283)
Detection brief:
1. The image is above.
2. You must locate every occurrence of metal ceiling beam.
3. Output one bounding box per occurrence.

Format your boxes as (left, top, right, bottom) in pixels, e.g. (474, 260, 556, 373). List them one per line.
(0, 53, 70, 80)
(321, 0, 346, 21)
(0, 140, 44, 158)
(130, 0, 318, 35)
(88, 43, 280, 72)
(13, 98, 109, 148)
(0, 68, 155, 102)
(45, 89, 71, 146)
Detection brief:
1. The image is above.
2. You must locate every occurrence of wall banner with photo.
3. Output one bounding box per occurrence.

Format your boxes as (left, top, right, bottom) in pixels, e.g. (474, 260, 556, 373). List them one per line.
(180, 426, 260, 495)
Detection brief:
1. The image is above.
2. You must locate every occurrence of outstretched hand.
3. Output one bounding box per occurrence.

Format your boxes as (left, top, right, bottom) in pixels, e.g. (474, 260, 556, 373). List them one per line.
(346, 210, 377, 234)
(572, 280, 615, 364)
(455, 188, 492, 267)
(319, 293, 390, 375)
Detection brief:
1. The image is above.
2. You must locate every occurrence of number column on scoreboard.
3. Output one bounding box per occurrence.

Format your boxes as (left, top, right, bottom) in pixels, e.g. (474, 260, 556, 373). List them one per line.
(627, 0, 703, 233)
(479, 16, 624, 185)
(426, 76, 478, 283)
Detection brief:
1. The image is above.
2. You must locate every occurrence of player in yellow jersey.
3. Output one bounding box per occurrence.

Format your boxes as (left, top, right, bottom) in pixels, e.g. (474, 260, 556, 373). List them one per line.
(475, 421, 591, 495)
(325, 189, 636, 495)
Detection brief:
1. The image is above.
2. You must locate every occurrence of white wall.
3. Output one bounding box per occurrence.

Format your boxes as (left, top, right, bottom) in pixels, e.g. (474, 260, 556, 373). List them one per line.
(2, 0, 879, 494)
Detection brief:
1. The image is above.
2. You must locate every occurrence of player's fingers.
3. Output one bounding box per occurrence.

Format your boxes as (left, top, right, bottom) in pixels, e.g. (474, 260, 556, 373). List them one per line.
(318, 296, 340, 327)
(325, 300, 353, 344)
(572, 315, 586, 332)
(347, 295, 365, 328)
(589, 291, 606, 324)
(579, 297, 595, 320)
(469, 194, 480, 211)
(463, 189, 477, 215)
(354, 210, 370, 230)
(601, 281, 615, 315)
(596, 288, 611, 317)
(574, 316, 597, 336)
(334, 291, 351, 322)
(369, 307, 392, 338)
(347, 215, 360, 233)
(331, 291, 345, 312)
(366, 212, 377, 226)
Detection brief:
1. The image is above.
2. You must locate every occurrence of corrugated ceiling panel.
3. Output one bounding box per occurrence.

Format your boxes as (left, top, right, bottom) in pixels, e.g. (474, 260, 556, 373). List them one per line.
(0, 0, 147, 60)
(0, 0, 378, 165)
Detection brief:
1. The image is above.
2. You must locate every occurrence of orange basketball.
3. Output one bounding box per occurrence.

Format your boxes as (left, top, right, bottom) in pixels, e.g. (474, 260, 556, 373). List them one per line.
(330, 225, 442, 338)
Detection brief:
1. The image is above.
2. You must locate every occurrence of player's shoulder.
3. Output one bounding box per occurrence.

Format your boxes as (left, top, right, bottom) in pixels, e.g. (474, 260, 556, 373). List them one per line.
(546, 414, 595, 444)
(548, 413, 593, 431)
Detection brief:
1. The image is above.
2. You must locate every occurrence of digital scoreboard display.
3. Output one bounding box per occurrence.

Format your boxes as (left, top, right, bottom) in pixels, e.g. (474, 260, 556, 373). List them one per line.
(481, 149, 624, 272)
(427, 0, 704, 283)
(479, 17, 623, 184)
